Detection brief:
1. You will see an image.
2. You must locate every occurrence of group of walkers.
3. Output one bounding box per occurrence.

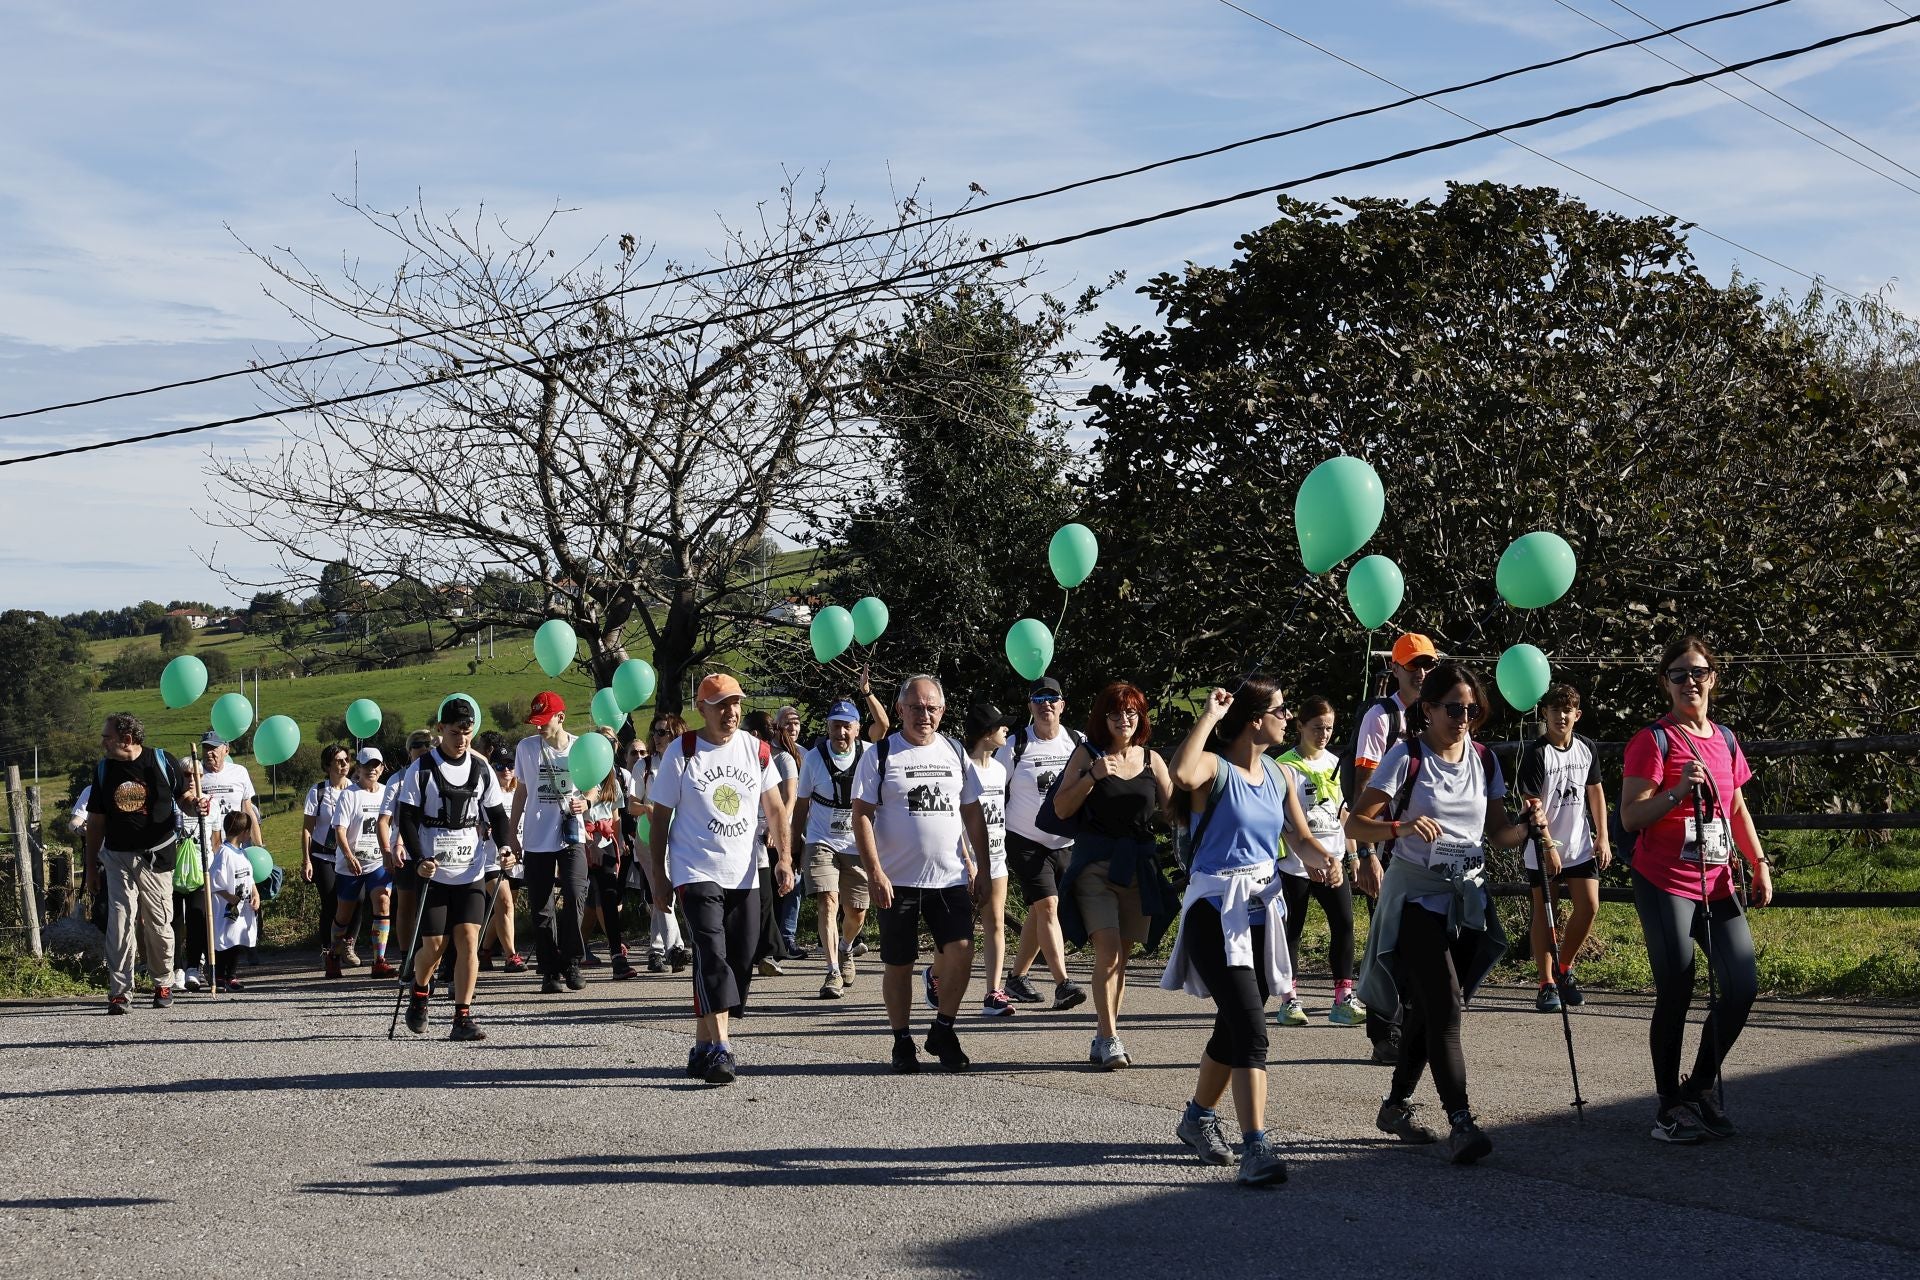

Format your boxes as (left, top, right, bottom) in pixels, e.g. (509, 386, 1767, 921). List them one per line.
(80, 629, 1773, 1186)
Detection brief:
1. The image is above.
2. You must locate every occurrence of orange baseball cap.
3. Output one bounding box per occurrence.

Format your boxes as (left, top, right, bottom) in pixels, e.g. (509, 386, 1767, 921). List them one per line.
(1391, 633, 1439, 667)
(696, 673, 745, 705)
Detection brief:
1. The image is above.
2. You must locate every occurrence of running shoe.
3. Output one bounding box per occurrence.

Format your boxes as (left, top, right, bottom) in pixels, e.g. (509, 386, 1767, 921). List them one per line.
(669, 944, 691, 972)
(1445, 1113, 1492, 1165)
(106, 995, 129, 1015)
(370, 959, 398, 980)
(703, 1048, 738, 1086)
(503, 953, 528, 974)
(449, 1014, 486, 1042)
(580, 949, 604, 968)
(820, 971, 845, 999)
(784, 945, 811, 961)
(757, 958, 786, 978)
(981, 990, 1015, 1017)
(342, 945, 362, 967)
(611, 956, 639, 981)
(1003, 973, 1045, 1004)
(647, 948, 666, 974)
(851, 939, 869, 957)
(540, 974, 564, 995)
(152, 985, 172, 1010)
(563, 965, 586, 991)
(1052, 979, 1088, 1011)
(1536, 983, 1563, 1014)
(1376, 1098, 1439, 1145)
(217, 978, 245, 994)
(1096, 1036, 1132, 1070)
(1557, 971, 1587, 1008)
(1176, 1109, 1234, 1166)
(922, 964, 940, 1011)
(182, 967, 206, 992)
(1681, 1077, 1736, 1139)
(405, 988, 430, 1035)
(1652, 1102, 1706, 1144)
(686, 1043, 713, 1079)
(1278, 997, 1309, 1027)
(840, 956, 857, 986)
(891, 1036, 921, 1074)
(925, 1019, 971, 1072)
(324, 950, 343, 980)
(1370, 1037, 1400, 1066)
(1236, 1136, 1289, 1187)
(171, 968, 187, 991)
(1329, 992, 1368, 1026)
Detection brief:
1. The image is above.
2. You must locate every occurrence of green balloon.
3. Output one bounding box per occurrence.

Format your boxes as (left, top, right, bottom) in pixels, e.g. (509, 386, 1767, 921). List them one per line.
(811, 606, 855, 663)
(1295, 456, 1385, 575)
(568, 731, 615, 794)
(1345, 555, 1405, 631)
(1496, 531, 1578, 609)
(1048, 523, 1099, 590)
(243, 845, 274, 883)
(533, 619, 578, 678)
(159, 655, 208, 710)
(1496, 643, 1553, 712)
(612, 659, 657, 712)
(344, 698, 382, 740)
(253, 715, 301, 766)
(209, 693, 254, 743)
(637, 811, 651, 844)
(438, 693, 483, 730)
(851, 597, 890, 646)
(592, 687, 626, 730)
(1005, 618, 1055, 681)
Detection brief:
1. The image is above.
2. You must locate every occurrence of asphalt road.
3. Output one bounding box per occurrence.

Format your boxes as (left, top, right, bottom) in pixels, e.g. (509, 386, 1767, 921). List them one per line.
(1, 951, 1915, 1279)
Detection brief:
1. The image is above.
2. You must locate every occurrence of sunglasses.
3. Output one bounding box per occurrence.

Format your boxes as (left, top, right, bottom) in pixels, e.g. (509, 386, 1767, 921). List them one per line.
(1406, 656, 1437, 671)
(1263, 704, 1290, 721)
(1667, 666, 1713, 685)
(1439, 701, 1480, 721)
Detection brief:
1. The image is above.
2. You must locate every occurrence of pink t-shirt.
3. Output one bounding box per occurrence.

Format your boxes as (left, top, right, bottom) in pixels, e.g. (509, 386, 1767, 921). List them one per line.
(1622, 719, 1752, 901)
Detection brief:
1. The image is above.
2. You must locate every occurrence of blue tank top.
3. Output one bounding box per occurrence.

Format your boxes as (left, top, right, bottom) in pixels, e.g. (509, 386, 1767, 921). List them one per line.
(1188, 754, 1285, 877)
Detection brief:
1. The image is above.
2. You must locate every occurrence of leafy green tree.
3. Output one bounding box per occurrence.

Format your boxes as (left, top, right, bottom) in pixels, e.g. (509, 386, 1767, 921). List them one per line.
(0, 611, 94, 760)
(158, 614, 195, 653)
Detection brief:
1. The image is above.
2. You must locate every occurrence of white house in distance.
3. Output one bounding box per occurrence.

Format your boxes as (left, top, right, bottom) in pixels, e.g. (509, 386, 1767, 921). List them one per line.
(167, 607, 210, 629)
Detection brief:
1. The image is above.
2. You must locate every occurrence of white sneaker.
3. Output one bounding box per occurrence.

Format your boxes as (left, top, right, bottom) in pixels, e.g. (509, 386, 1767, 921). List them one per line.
(171, 969, 188, 990)
(182, 967, 206, 992)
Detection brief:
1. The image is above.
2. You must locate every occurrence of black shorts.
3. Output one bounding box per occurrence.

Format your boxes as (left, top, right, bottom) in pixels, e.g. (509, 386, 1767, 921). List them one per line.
(1526, 859, 1601, 890)
(419, 880, 489, 936)
(877, 884, 974, 966)
(391, 859, 421, 892)
(1006, 833, 1068, 902)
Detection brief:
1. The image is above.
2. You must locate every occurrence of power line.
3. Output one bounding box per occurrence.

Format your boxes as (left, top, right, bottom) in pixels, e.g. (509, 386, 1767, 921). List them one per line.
(3, 9, 1915, 470)
(0, 0, 1808, 428)
(1554, 0, 1920, 197)
(1214, 0, 1876, 298)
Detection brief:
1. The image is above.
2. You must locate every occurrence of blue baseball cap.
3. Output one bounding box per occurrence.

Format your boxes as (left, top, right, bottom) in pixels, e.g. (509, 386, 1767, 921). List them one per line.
(826, 699, 861, 724)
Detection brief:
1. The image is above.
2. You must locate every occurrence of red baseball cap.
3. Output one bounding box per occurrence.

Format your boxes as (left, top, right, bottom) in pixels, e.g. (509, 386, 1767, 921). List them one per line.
(526, 691, 566, 726)
(697, 673, 745, 706)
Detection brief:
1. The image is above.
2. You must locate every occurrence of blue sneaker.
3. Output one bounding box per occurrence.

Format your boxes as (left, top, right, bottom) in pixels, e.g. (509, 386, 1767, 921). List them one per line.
(704, 1047, 738, 1086)
(922, 964, 940, 1011)
(686, 1043, 713, 1079)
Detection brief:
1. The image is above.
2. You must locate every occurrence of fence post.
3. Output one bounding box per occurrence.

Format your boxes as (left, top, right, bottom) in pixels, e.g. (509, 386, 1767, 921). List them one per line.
(27, 785, 44, 893)
(7, 765, 43, 957)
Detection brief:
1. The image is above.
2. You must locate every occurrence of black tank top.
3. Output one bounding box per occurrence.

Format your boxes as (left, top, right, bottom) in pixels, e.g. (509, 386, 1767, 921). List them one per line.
(1082, 760, 1157, 843)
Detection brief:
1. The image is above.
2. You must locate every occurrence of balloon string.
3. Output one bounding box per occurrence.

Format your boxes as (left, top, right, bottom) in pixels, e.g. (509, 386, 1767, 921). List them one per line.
(1358, 628, 1376, 705)
(1054, 589, 1071, 645)
(1228, 573, 1314, 697)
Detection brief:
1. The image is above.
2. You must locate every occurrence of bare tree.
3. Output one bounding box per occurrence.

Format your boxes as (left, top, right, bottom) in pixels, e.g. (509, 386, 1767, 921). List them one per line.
(209, 175, 1032, 708)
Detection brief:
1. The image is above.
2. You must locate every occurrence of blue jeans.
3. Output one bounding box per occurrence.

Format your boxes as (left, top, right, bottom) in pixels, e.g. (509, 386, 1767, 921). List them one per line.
(776, 879, 803, 951)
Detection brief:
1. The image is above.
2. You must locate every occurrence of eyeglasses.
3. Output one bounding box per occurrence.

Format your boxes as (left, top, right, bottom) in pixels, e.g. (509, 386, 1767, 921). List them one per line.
(1105, 709, 1140, 722)
(904, 703, 943, 716)
(1439, 701, 1480, 721)
(1667, 666, 1713, 685)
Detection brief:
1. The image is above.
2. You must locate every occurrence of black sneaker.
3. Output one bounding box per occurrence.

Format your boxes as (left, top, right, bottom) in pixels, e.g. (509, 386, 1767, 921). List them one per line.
(686, 1044, 713, 1079)
(1051, 980, 1088, 1012)
(107, 995, 130, 1015)
(151, 985, 172, 1010)
(1003, 973, 1045, 1004)
(647, 949, 667, 974)
(1445, 1112, 1492, 1165)
(925, 1019, 971, 1072)
(540, 974, 564, 995)
(1535, 983, 1562, 1014)
(669, 945, 691, 973)
(563, 965, 586, 992)
(1681, 1077, 1736, 1139)
(704, 1048, 738, 1086)
(449, 1014, 487, 1042)
(405, 988, 430, 1035)
(1370, 1036, 1400, 1066)
(1376, 1098, 1439, 1145)
(611, 957, 639, 981)
(1557, 972, 1586, 1008)
(1652, 1101, 1707, 1144)
(891, 1035, 922, 1074)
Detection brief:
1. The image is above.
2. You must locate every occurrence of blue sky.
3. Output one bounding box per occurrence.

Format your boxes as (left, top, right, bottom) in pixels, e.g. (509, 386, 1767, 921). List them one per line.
(3, 0, 1917, 611)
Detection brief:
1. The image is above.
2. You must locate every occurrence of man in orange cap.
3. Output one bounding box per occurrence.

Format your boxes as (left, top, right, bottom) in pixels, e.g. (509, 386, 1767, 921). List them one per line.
(646, 673, 794, 1085)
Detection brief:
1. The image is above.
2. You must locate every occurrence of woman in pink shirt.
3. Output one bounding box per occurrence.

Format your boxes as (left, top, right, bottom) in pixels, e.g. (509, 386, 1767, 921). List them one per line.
(1621, 635, 1773, 1146)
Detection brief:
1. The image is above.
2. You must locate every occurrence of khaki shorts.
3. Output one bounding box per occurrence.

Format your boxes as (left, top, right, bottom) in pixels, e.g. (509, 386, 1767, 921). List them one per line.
(805, 842, 870, 910)
(1073, 861, 1149, 945)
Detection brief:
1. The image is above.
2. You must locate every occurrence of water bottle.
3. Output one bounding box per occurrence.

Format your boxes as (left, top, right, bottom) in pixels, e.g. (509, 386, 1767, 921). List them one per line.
(564, 791, 586, 846)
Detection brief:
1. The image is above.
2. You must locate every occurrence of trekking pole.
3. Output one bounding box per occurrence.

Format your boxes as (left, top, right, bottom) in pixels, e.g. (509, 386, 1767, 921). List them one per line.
(192, 744, 218, 1001)
(386, 885, 434, 1038)
(1529, 816, 1587, 1119)
(1689, 781, 1725, 1114)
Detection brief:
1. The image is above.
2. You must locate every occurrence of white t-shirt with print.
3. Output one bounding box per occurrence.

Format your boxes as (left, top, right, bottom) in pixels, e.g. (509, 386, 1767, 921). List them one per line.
(853, 734, 981, 889)
(391, 750, 507, 885)
(210, 841, 260, 949)
(199, 759, 257, 836)
(1370, 740, 1505, 914)
(515, 732, 579, 853)
(754, 748, 800, 870)
(649, 732, 778, 891)
(330, 781, 387, 876)
(993, 726, 1078, 849)
(973, 755, 1008, 879)
(1279, 749, 1345, 877)
(797, 742, 864, 853)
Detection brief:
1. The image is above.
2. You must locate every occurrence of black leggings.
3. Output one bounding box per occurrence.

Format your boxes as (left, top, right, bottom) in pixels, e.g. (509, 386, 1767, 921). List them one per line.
(524, 845, 589, 976)
(309, 858, 360, 951)
(173, 893, 206, 970)
(1631, 869, 1758, 1101)
(1181, 901, 1271, 1070)
(1389, 903, 1480, 1116)
(590, 865, 626, 956)
(1281, 873, 1356, 982)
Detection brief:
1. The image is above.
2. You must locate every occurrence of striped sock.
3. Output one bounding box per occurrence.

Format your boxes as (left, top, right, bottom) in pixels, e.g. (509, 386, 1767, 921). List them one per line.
(372, 915, 391, 960)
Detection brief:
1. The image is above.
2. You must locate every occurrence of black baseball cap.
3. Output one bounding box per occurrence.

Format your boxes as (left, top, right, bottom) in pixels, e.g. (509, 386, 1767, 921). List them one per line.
(488, 749, 514, 772)
(964, 704, 1012, 741)
(1028, 677, 1063, 702)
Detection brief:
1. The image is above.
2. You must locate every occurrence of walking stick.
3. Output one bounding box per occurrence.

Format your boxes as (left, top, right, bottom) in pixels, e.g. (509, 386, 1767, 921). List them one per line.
(191, 744, 218, 1000)
(1689, 781, 1726, 1113)
(386, 884, 434, 1038)
(1529, 816, 1587, 1119)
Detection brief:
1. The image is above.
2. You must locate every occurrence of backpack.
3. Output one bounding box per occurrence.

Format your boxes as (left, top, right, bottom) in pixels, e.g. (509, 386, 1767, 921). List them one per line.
(1336, 696, 1403, 802)
(809, 739, 867, 811)
(1032, 741, 1107, 840)
(870, 733, 968, 807)
(1612, 718, 1741, 864)
(1004, 725, 1087, 800)
(421, 752, 498, 830)
(1382, 738, 1497, 859)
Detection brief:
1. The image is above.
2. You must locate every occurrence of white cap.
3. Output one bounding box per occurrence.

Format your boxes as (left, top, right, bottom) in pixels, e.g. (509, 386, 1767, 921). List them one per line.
(356, 747, 384, 765)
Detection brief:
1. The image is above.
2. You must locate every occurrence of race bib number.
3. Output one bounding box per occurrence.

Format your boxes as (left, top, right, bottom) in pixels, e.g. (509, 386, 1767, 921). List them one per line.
(1305, 803, 1341, 838)
(432, 830, 479, 873)
(1682, 817, 1732, 865)
(1429, 838, 1485, 872)
(354, 830, 378, 859)
(829, 808, 852, 836)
